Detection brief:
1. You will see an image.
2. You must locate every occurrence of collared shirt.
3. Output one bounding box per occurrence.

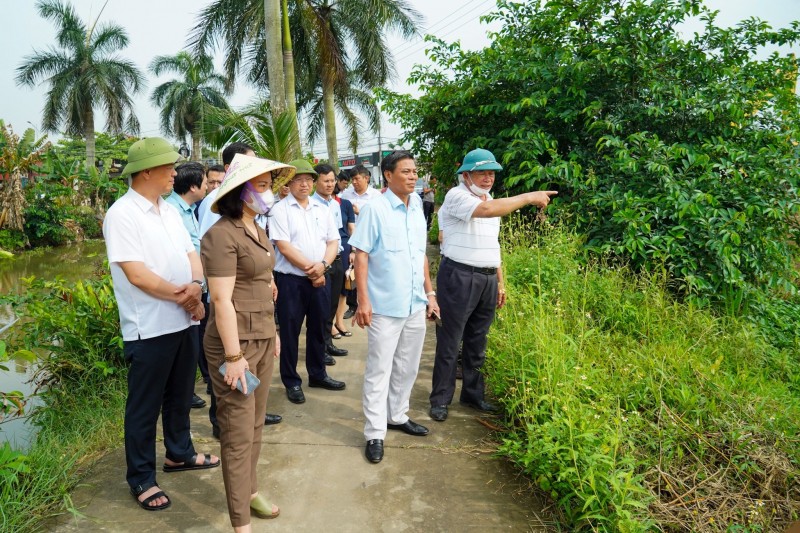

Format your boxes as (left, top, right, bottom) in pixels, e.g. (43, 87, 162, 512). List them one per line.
(338, 185, 381, 221)
(197, 187, 221, 238)
(165, 191, 201, 254)
(103, 188, 196, 341)
(312, 192, 343, 253)
(438, 183, 501, 268)
(348, 189, 428, 318)
(268, 192, 339, 276)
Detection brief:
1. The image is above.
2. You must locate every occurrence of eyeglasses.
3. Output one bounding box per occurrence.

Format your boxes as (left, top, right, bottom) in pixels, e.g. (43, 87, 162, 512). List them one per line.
(291, 176, 314, 183)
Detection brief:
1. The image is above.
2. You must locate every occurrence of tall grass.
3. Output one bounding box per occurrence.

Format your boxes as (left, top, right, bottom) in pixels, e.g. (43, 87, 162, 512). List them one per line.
(486, 220, 800, 532)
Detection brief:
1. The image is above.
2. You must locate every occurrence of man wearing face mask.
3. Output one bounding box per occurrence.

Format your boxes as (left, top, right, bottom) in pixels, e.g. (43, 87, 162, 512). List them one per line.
(429, 148, 557, 422)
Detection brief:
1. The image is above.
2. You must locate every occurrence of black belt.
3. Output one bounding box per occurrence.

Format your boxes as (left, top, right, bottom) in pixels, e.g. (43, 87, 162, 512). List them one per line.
(444, 257, 497, 275)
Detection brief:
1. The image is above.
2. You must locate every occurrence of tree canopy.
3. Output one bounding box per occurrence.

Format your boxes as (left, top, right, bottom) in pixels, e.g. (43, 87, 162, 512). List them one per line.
(381, 0, 800, 326)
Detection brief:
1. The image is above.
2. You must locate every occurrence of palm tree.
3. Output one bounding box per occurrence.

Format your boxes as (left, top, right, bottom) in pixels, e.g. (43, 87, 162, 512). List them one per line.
(201, 102, 300, 171)
(0, 122, 50, 236)
(189, 0, 421, 168)
(16, 0, 143, 169)
(149, 52, 230, 161)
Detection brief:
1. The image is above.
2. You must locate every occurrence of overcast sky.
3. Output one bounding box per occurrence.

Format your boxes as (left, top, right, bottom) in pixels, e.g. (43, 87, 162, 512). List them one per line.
(1, 0, 798, 159)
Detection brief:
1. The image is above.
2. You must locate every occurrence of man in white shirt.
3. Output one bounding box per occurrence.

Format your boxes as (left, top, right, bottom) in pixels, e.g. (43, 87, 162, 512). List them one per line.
(338, 164, 381, 219)
(103, 138, 219, 512)
(429, 148, 557, 422)
(269, 159, 346, 404)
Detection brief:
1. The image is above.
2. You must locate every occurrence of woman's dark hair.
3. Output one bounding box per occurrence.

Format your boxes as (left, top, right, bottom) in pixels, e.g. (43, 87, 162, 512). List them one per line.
(216, 183, 246, 219)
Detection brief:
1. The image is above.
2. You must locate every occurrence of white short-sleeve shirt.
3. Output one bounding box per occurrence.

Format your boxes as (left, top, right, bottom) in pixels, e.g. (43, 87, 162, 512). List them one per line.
(338, 186, 381, 221)
(197, 187, 221, 238)
(268, 193, 339, 276)
(103, 188, 196, 341)
(438, 183, 501, 268)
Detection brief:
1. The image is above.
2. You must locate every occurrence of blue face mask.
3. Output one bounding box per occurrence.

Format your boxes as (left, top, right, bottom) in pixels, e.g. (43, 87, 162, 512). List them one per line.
(240, 181, 274, 215)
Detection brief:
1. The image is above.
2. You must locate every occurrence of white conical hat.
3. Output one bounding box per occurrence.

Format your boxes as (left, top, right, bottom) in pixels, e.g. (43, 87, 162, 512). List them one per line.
(211, 153, 296, 213)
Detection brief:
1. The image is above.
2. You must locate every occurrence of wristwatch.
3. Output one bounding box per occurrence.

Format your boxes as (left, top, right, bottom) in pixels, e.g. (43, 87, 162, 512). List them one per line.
(192, 279, 207, 293)
(321, 260, 332, 273)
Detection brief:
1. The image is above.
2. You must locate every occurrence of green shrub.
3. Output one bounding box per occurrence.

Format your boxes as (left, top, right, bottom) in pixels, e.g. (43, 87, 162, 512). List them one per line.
(0, 270, 126, 531)
(23, 182, 72, 247)
(486, 223, 800, 531)
(0, 229, 28, 251)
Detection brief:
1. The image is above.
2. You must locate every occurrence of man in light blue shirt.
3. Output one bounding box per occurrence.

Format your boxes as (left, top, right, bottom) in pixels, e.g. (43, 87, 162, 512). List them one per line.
(165, 161, 209, 410)
(350, 151, 440, 464)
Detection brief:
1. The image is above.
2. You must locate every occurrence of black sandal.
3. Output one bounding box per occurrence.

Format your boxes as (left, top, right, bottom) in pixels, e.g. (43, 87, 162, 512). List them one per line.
(163, 452, 220, 472)
(130, 483, 171, 511)
(334, 325, 352, 337)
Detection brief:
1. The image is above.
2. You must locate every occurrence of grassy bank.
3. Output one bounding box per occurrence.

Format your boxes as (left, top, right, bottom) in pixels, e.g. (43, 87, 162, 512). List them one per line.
(0, 274, 126, 531)
(486, 223, 800, 532)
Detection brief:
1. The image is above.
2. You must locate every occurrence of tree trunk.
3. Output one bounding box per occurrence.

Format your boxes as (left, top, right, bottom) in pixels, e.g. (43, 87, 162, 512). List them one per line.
(264, 0, 286, 117)
(84, 108, 96, 170)
(322, 69, 338, 171)
(1, 170, 27, 234)
(192, 122, 201, 161)
(282, 0, 300, 158)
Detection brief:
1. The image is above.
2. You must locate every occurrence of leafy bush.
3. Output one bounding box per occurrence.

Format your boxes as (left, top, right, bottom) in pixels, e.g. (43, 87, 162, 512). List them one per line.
(381, 0, 800, 327)
(23, 181, 73, 247)
(0, 270, 127, 531)
(486, 221, 800, 531)
(3, 272, 124, 394)
(0, 229, 27, 251)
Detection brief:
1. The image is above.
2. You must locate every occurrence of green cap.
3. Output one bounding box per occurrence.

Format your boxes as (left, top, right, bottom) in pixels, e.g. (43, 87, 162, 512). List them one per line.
(121, 137, 182, 176)
(288, 159, 318, 178)
(456, 148, 503, 174)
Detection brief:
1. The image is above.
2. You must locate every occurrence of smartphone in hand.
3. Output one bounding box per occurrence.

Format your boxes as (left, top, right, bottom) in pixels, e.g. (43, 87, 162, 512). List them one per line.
(219, 363, 260, 396)
(429, 310, 442, 327)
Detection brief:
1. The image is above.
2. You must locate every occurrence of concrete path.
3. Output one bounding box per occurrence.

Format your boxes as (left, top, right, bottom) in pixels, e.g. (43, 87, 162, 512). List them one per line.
(51, 323, 556, 532)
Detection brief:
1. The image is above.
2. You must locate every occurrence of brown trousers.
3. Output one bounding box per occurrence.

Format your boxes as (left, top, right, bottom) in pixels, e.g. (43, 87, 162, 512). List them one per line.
(205, 335, 274, 527)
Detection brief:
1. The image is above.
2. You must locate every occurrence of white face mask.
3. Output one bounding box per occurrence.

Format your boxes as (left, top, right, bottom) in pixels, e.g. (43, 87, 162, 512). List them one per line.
(241, 182, 273, 215)
(465, 174, 491, 197)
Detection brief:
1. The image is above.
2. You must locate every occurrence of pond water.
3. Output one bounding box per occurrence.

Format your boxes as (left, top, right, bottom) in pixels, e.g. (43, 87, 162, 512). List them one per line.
(0, 240, 107, 450)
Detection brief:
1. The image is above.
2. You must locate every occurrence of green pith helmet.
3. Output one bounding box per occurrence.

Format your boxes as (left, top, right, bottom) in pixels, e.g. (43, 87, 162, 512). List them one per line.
(121, 137, 182, 176)
(456, 148, 503, 174)
(287, 159, 318, 178)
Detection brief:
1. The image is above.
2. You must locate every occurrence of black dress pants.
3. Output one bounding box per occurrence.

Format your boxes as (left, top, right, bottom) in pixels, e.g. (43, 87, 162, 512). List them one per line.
(275, 272, 330, 388)
(124, 327, 198, 490)
(430, 258, 498, 407)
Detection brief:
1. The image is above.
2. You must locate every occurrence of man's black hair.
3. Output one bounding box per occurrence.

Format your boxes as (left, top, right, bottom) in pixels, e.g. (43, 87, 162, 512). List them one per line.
(380, 150, 415, 175)
(349, 164, 370, 178)
(222, 142, 253, 165)
(216, 183, 246, 219)
(337, 170, 350, 181)
(206, 164, 225, 176)
(173, 162, 206, 195)
(314, 163, 336, 178)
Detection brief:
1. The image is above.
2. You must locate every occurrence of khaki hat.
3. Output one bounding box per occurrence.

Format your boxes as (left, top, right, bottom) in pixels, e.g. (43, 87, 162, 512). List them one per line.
(288, 158, 318, 178)
(211, 154, 296, 213)
(121, 137, 182, 176)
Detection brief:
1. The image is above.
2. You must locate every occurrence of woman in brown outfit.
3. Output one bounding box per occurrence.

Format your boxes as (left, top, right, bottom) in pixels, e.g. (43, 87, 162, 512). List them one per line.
(201, 154, 295, 532)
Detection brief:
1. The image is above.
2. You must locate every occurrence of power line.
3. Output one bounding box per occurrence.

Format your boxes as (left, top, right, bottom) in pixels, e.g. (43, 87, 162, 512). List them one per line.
(391, 0, 488, 56)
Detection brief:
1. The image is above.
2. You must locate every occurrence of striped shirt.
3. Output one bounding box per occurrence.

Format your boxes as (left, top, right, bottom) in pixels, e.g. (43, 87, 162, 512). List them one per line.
(438, 184, 501, 268)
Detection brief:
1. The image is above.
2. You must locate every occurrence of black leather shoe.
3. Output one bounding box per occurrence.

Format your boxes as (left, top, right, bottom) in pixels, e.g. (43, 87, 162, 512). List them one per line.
(286, 386, 305, 404)
(212, 424, 220, 439)
(460, 399, 499, 413)
(343, 307, 356, 319)
(387, 419, 429, 436)
(326, 344, 348, 356)
(191, 393, 207, 409)
(308, 376, 346, 391)
(365, 439, 384, 463)
(429, 405, 448, 421)
(264, 413, 282, 425)
(324, 354, 336, 366)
